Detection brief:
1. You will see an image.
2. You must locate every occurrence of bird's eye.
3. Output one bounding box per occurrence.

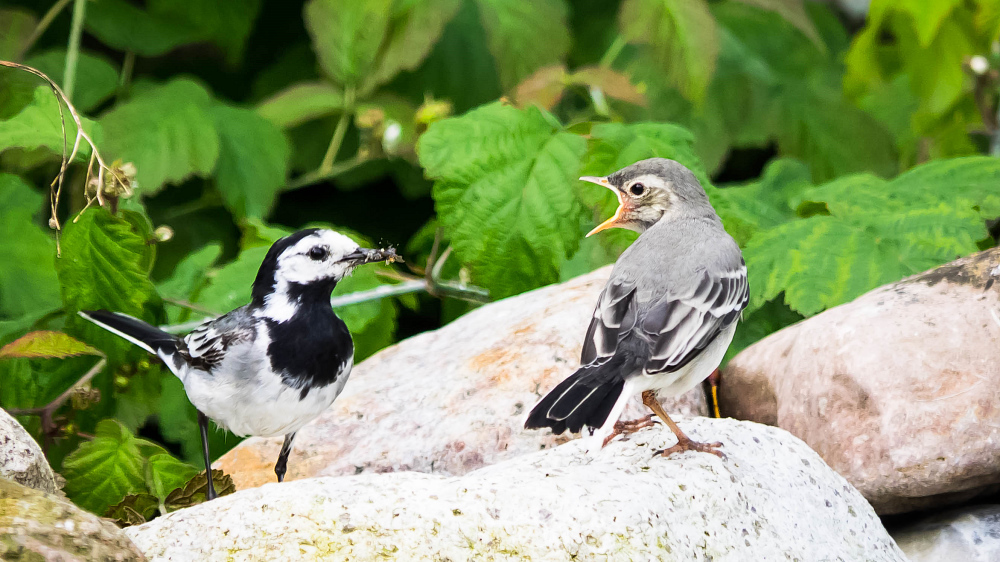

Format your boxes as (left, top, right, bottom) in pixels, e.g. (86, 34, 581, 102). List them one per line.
(308, 246, 328, 261)
(629, 183, 646, 196)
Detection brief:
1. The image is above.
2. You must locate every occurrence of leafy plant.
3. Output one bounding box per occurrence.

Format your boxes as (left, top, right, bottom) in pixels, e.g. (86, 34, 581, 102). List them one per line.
(0, 0, 997, 517)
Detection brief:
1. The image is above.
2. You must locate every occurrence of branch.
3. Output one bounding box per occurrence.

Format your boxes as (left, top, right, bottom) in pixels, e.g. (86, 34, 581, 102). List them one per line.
(8, 354, 106, 451)
(63, 0, 87, 102)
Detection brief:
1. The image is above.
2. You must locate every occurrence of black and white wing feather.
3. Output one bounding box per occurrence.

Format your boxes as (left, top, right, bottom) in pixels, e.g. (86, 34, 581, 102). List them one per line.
(176, 309, 255, 372)
(640, 259, 748, 374)
(580, 278, 637, 367)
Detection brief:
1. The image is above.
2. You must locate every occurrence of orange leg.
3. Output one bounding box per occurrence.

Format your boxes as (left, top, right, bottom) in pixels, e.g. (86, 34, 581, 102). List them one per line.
(642, 390, 724, 459)
(601, 414, 657, 447)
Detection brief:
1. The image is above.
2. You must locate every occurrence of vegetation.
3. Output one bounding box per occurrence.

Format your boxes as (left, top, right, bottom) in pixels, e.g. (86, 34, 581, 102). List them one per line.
(1, 0, 998, 521)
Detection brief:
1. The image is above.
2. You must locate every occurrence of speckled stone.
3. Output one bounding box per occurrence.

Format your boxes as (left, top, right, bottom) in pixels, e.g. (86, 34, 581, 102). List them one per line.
(216, 266, 708, 490)
(0, 478, 144, 561)
(0, 407, 58, 494)
(722, 247, 1000, 514)
(892, 504, 1000, 562)
(128, 417, 904, 561)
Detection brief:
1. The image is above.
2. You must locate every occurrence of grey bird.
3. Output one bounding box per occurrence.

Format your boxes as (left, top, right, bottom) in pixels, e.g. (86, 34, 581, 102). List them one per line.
(524, 158, 748, 457)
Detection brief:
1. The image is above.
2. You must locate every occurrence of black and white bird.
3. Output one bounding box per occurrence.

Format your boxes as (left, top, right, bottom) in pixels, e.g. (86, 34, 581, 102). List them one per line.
(81, 229, 398, 499)
(524, 158, 748, 457)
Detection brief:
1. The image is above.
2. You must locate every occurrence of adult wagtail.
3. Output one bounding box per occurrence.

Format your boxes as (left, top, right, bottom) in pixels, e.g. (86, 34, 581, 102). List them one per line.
(81, 229, 397, 498)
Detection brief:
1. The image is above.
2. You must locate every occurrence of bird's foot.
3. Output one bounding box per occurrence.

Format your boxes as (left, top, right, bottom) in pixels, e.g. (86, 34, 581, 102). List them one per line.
(655, 438, 725, 459)
(602, 414, 658, 447)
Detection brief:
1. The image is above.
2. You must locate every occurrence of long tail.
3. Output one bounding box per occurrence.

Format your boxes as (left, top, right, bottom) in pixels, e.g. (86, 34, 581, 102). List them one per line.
(79, 310, 179, 355)
(524, 363, 626, 436)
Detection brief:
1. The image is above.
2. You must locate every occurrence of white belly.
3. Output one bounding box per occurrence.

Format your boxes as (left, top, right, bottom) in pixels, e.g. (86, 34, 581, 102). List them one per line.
(179, 337, 353, 437)
(633, 322, 736, 396)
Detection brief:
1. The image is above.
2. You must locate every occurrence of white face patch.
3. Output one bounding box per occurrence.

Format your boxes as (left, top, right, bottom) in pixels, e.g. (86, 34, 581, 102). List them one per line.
(275, 230, 361, 286)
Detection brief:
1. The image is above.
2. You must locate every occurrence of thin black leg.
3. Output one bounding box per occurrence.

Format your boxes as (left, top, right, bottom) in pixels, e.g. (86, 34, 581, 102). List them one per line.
(274, 432, 296, 483)
(197, 410, 218, 500)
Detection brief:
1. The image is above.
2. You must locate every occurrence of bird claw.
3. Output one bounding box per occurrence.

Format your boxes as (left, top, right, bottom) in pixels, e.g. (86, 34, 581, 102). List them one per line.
(602, 414, 658, 447)
(654, 439, 726, 460)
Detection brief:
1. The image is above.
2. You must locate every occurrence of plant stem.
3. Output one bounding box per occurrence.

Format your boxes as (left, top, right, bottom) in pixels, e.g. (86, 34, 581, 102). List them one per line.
(319, 87, 356, 174)
(17, 0, 74, 61)
(117, 51, 135, 99)
(599, 36, 627, 68)
(286, 155, 367, 190)
(62, 0, 87, 103)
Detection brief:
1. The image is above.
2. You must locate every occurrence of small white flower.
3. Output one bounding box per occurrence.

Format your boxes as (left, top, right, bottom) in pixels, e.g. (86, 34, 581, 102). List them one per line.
(382, 122, 402, 153)
(971, 55, 990, 75)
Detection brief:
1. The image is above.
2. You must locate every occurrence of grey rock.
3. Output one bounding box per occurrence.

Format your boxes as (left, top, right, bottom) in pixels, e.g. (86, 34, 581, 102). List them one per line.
(892, 504, 1000, 562)
(216, 266, 708, 490)
(721, 247, 1000, 514)
(0, 407, 58, 494)
(0, 477, 145, 561)
(128, 417, 904, 562)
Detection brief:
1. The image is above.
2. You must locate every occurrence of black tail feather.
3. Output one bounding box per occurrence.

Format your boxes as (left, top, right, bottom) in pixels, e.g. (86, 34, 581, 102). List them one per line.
(525, 366, 625, 435)
(79, 309, 178, 354)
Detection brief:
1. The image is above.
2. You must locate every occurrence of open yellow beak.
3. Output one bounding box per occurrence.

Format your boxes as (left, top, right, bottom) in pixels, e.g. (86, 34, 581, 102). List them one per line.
(581, 176, 624, 237)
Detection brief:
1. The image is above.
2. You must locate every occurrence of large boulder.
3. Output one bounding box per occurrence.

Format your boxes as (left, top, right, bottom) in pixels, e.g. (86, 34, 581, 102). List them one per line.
(0, 477, 145, 561)
(128, 417, 904, 561)
(891, 504, 1000, 562)
(0, 408, 58, 494)
(721, 247, 1000, 514)
(217, 266, 708, 489)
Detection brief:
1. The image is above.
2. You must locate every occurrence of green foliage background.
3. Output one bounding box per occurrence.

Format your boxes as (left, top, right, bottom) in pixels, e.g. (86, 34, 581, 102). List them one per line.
(1, 0, 998, 517)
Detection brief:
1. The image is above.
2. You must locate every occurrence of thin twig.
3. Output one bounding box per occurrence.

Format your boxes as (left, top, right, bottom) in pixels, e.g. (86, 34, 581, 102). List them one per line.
(319, 86, 356, 173)
(285, 155, 367, 190)
(16, 0, 74, 62)
(62, 0, 87, 103)
(162, 298, 219, 317)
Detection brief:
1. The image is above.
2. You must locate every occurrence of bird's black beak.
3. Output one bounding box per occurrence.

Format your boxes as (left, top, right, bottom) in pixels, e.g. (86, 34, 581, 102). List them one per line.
(340, 247, 401, 265)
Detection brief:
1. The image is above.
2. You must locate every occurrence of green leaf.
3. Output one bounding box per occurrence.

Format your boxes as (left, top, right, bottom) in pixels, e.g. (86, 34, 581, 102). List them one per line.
(305, 0, 393, 88)
(105, 492, 159, 527)
(476, 0, 572, 90)
(712, 158, 814, 246)
(0, 8, 36, 60)
(99, 78, 220, 194)
(893, 0, 963, 47)
(62, 420, 147, 514)
(256, 82, 344, 128)
(56, 208, 160, 360)
(730, 0, 823, 48)
(146, 453, 200, 503)
(0, 86, 98, 160)
(25, 49, 119, 113)
(85, 0, 200, 57)
(0, 174, 61, 320)
(420, 102, 587, 298)
(0, 331, 101, 359)
(365, 0, 463, 91)
(211, 105, 290, 220)
(620, 0, 718, 102)
(145, 0, 263, 63)
(157, 243, 223, 309)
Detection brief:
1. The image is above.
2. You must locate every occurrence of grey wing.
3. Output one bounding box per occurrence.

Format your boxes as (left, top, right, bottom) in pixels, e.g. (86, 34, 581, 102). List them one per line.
(178, 308, 255, 372)
(580, 278, 638, 367)
(640, 258, 748, 374)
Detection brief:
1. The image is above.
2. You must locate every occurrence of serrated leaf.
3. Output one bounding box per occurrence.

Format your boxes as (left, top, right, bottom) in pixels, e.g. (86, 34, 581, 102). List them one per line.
(158, 243, 223, 304)
(569, 66, 648, 107)
(105, 492, 159, 527)
(712, 158, 814, 246)
(211, 105, 290, 220)
(620, 0, 718, 102)
(0, 9, 36, 60)
(0, 331, 100, 359)
(256, 82, 344, 128)
(305, 0, 393, 88)
(25, 49, 119, 112)
(62, 419, 147, 514)
(56, 208, 160, 360)
(99, 78, 220, 194)
(146, 453, 200, 503)
(420, 102, 587, 298)
(364, 0, 463, 92)
(165, 469, 235, 508)
(476, 0, 571, 90)
(0, 86, 98, 160)
(0, 174, 61, 320)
